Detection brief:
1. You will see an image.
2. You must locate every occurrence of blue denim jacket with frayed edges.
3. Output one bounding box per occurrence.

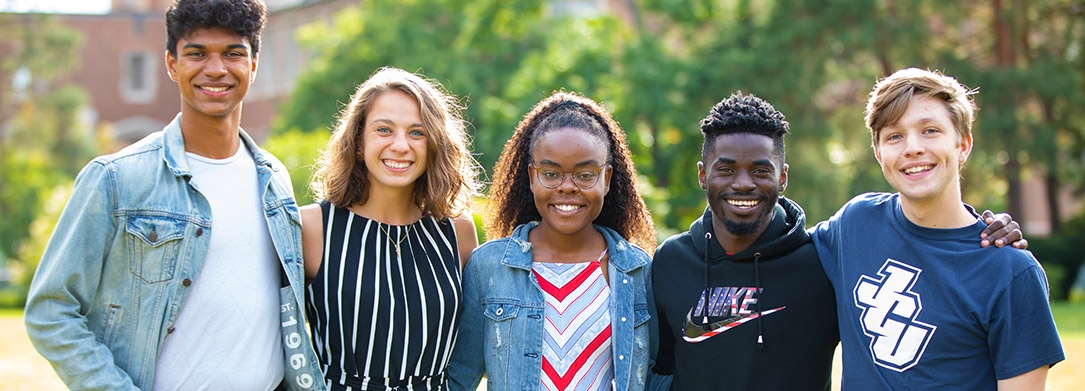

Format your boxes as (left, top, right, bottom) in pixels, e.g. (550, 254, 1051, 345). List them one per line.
(448, 222, 657, 391)
(24, 114, 324, 391)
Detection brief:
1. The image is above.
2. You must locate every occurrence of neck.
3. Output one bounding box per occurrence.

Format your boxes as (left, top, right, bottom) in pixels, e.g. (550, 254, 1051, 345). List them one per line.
(179, 110, 243, 159)
(711, 210, 773, 254)
(350, 190, 421, 225)
(898, 189, 975, 228)
(528, 225, 607, 264)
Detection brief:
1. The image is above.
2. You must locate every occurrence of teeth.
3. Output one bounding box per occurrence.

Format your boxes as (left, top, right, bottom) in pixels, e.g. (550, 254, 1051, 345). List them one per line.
(727, 199, 759, 208)
(554, 205, 579, 212)
(904, 165, 932, 174)
(202, 86, 228, 92)
(385, 160, 410, 169)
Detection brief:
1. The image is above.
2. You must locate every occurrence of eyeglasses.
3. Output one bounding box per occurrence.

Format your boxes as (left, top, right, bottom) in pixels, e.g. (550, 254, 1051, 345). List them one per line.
(530, 164, 608, 189)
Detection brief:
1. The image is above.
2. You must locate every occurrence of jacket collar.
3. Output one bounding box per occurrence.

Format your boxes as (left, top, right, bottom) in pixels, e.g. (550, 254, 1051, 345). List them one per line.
(161, 113, 273, 178)
(501, 221, 648, 273)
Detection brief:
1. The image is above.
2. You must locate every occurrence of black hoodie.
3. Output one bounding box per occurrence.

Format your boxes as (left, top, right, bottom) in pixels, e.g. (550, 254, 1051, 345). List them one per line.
(651, 197, 839, 391)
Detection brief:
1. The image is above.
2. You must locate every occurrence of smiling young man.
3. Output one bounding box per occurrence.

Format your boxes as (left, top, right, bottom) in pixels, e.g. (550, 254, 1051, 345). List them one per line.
(24, 1, 322, 390)
(650, 93, 839, 390)
(811, 68, 1064, 390)
(649, 91, 1031, 391)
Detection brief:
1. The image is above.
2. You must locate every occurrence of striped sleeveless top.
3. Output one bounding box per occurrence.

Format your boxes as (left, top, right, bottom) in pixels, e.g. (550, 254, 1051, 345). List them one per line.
(306, 202, 462, 390)
(533, 258, 614, 391)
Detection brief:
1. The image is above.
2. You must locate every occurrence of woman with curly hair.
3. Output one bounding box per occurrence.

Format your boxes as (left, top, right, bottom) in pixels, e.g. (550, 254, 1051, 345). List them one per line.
(301, 67, 481, 390)
(448, 91, 657, 391)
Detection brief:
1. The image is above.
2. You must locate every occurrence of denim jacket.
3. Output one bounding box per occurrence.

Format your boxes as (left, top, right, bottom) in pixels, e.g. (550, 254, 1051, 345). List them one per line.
(447, 222, 657, 391)
(24, 114, 324, 391)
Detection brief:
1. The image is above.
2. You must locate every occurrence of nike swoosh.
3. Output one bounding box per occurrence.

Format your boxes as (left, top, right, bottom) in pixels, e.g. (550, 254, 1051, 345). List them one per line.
(682, 306, 786, 343)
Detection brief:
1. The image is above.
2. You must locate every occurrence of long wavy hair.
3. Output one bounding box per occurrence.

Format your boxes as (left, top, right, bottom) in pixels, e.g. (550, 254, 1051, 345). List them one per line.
(310, 67, 480, 219)
(486, 91, 656, 252)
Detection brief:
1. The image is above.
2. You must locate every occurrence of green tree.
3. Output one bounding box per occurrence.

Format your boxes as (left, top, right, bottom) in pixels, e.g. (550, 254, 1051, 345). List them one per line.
(275, 0, 1085, 244)
(261, 128, 331, 205)
(0, 14, 92, 304)
(279, 0, 550, 173)
(278, 0, 659, 204)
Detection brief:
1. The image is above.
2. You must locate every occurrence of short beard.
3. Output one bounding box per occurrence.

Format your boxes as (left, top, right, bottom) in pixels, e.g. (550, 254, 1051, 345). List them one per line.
(723, 219, 762, 236)
(713, 193, 779, 237)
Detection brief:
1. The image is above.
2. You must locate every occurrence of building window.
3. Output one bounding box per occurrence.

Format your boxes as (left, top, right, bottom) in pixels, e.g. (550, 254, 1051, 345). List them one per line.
(120, 51, 156, 104)
(130, 55, 145, 90)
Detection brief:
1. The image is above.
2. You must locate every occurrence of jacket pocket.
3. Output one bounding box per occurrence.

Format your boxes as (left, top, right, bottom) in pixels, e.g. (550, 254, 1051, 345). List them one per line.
(633, 305, 651, 354)
(101, 303, 122, 346)
(126, 215, 186, 283)
(482, 301, 521, 349)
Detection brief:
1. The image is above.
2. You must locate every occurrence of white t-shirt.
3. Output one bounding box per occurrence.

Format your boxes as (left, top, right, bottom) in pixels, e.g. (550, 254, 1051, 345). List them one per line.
(154, 146, 284, 390)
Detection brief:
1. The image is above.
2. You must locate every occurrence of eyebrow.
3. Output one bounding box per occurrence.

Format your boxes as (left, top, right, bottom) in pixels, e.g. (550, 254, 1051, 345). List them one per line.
(370, 118, 424, 128)
(886, 116, 944, 130)
(714, 157, 775, 167)
(181, 43, 250, 51)
(536, 158, 603, 168)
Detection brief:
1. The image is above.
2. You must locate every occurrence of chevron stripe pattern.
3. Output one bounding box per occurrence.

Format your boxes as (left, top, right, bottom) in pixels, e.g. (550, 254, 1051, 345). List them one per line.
(533, 261, 614, 391)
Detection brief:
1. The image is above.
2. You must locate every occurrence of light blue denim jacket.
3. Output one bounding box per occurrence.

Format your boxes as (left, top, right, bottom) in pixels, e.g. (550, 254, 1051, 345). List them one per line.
(24, 114, 324, 391)
(447, 222, 657, 391)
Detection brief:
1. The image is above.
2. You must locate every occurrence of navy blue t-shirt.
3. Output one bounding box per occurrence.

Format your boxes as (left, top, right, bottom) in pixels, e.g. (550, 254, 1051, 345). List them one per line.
(812, 192, 1064, 390)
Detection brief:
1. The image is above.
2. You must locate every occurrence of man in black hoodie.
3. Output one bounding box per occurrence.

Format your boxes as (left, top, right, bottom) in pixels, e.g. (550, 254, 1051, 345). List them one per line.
(647, 93, 1024, 391)
(649, 93, 839, 391)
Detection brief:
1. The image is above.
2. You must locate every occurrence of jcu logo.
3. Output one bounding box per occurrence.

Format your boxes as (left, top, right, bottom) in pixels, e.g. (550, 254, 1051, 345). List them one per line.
(853, 259, 937, 372)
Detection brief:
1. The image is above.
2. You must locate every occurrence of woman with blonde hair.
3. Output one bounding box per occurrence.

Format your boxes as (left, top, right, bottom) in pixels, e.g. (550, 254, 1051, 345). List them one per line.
(302, 66, 481, 390)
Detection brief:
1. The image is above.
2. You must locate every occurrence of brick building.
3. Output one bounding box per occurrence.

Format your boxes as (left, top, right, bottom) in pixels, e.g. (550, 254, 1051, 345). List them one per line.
(58, 0, 357, 146)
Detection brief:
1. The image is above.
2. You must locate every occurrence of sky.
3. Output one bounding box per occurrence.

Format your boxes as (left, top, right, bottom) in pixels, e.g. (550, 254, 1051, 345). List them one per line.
(0, 0, 111, 14)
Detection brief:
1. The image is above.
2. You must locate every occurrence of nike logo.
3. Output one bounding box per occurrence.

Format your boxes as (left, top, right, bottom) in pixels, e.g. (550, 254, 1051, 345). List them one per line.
(682, 306, 786, 343)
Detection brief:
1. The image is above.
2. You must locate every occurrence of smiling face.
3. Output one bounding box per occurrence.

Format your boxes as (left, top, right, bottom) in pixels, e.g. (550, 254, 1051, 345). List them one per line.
(874, 94, 972, 209)
(699, 132, 787, 238)
(166, 27, 256, 122)
(362, 89, 429, 194)
(529, 127, 611, 239)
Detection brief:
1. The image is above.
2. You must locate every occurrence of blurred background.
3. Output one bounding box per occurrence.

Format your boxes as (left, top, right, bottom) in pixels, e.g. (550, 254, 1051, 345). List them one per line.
(0, 0, 1082, 388)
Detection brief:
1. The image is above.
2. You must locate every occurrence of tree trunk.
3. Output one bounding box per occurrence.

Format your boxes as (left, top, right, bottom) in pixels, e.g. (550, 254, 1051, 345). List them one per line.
(1045, 169, 1061, 233)
(993, 0, 1024, 222)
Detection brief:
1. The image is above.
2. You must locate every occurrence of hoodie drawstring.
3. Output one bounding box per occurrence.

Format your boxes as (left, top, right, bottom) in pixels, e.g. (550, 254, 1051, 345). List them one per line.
(754, 251, 765, 352)
(702, 232, 712, 326)
(704, 232, 767, 351)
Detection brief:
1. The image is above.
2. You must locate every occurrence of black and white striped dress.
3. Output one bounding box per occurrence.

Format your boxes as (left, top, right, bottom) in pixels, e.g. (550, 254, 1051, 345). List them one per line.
(306, 202, 462, 390)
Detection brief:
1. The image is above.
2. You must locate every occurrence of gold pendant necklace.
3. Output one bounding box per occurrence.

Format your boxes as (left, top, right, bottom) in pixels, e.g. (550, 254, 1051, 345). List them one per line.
(379, 223, 410, 258)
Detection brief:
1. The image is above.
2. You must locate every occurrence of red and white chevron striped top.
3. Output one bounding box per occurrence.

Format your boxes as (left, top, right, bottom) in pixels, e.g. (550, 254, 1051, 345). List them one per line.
(533, 253, 614, 391)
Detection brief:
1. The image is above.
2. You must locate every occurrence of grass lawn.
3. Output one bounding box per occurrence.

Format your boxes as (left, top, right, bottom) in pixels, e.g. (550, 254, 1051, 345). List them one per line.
(1047, 301, 1085, 391)
(1051, 301, 1085, 336)
(2, 302, 1083, 390)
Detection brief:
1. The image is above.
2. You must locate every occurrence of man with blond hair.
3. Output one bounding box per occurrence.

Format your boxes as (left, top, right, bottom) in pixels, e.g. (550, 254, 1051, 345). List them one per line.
(811, 68, 1064, 390)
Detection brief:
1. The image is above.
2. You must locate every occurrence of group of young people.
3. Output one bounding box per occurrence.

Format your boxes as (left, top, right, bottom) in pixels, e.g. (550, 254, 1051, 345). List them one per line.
(22, 0, 1063, 390)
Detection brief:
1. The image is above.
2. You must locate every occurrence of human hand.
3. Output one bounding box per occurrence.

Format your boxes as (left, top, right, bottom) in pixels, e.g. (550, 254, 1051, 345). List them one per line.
(980, 210, 1028, 249)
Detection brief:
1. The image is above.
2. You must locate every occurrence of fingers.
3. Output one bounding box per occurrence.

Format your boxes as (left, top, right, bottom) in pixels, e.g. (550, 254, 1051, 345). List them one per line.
(991, 227, 1025, 248)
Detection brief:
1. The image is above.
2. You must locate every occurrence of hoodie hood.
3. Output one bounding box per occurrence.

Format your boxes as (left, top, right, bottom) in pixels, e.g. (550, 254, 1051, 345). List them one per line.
(689, 196, 811, 262)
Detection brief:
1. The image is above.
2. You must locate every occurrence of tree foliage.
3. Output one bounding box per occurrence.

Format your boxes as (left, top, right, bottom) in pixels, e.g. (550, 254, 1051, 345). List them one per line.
(276, 0, 1085, 252)
(0, 14, 92, 272)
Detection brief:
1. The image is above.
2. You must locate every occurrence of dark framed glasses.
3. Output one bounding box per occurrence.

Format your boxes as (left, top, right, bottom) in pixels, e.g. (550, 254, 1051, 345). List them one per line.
(530, 164, 608, 189)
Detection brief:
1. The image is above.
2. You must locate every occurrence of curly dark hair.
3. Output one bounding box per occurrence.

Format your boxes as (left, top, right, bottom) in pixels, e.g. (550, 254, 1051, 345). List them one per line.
(165, 0, 267, 58)
(486, 91, 656, 252)
(701, 92, 790, 165)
